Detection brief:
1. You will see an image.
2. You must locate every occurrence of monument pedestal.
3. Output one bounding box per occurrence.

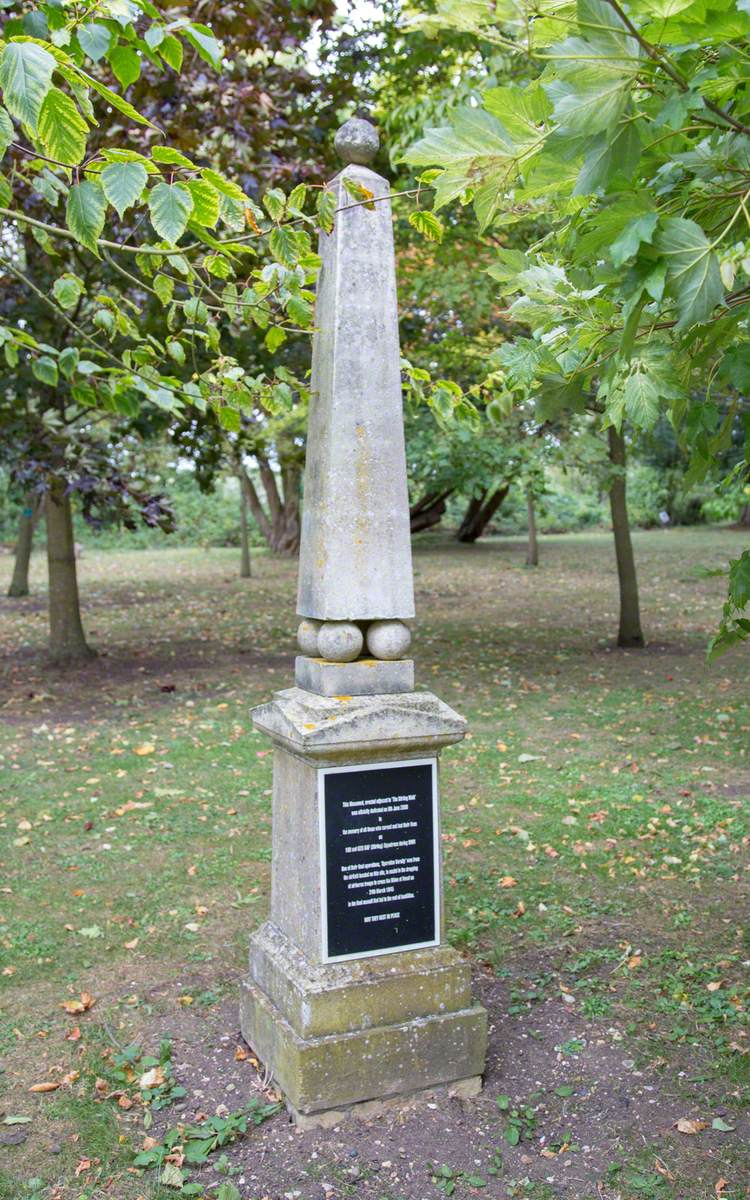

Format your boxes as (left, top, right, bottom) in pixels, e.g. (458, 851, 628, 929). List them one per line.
(239, 689, 487, 1125)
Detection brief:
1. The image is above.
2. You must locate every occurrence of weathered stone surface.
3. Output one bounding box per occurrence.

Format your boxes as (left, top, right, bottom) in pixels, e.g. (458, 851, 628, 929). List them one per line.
(252, 686, 465, 762)
(240, 974, 487, 1116)
(294, 655, 415, 697)
(296, 158, 414, 624)
(289, 1075, 483, 1130)
(248, 922, 472, 1037)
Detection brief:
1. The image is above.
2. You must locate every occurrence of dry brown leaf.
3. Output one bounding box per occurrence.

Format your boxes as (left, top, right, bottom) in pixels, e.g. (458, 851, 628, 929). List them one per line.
(627, 955, 642, 970)
(675, 1117, 707, 1135)
(714, 1178, 728, 1198)
(117, 1094, 133, 1110)
(499, 876, 517, 888)
(29, 1081, 60, 1093)
(134, 744, 155, 756)
(124, 938, 139, 950)
(654, 1158, 675, 1182)
(235, 1045, 249, 1061)
(65, 1026, 81, 1042)
(512, 900, 526, 918)
(142, 1136, 159, 1151)
(61, 992, 95, 1015)
(61, 1071, 80, 1086)
(139, 1066, 165, 1091)
(74, 1158, 91, 1177)
(94, 1078, 109, 1095)
(706, 981, 722, 992)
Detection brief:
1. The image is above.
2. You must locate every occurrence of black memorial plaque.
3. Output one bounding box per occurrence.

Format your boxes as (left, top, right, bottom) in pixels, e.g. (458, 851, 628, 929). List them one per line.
(319, 758, 439, 961)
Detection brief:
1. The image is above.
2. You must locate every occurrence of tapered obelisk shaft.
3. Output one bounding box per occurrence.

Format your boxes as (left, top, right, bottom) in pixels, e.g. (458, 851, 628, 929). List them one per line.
(297, 123, 415, 623)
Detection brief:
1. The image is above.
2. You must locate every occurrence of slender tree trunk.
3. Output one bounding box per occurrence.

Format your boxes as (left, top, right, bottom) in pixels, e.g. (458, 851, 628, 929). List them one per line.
(45, 485, 96, 663)
(608, 426, 644, 648)
(7, 494, 41, 597)
(456, 483, 510, 543)
(240, 462, 300, 557)
(738, 503, 750, 528)
(239, 477, 251, 578)
(525, 490, 539, 567)
(410, 488, 453, 534)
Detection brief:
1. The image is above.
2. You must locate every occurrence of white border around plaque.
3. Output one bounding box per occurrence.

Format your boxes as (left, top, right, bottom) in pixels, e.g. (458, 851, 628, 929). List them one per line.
(318, 756, 441, 964)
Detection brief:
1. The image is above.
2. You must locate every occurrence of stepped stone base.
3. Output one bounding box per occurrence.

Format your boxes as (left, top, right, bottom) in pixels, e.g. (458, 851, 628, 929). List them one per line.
(240, 923, 487, 1122)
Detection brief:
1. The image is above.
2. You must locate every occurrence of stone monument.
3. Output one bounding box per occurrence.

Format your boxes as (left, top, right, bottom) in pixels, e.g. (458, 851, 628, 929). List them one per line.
(239, 116, 487, 1126)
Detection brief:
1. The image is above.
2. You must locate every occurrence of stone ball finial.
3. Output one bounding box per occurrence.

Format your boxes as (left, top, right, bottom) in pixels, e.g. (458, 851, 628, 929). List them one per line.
(334, 117, 379, 166)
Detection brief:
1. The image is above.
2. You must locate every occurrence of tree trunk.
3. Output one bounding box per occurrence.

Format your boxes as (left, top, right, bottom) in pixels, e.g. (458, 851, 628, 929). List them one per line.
(45, 485, 96, 663)
(608, 426, 644, 648)
(239, 477, 251, 578)
(240, 461, 300, 557)
(525, 490, 539, 567)
(7, 494, 41, 597)
(410, 488, 453, 534)
(738, 503, 750, 528)
(456, 484, 509, 543)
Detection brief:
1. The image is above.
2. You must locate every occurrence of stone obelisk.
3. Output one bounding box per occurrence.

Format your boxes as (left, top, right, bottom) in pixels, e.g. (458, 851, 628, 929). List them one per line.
(239, 117, 487, 1126)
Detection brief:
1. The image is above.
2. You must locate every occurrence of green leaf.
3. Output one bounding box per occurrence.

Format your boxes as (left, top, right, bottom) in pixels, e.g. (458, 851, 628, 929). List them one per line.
(184, 23, 224, 69)
(52, 273, 84, 309)
(729, 550, 750, 607)
(148, 181, 193, 243)
(153, 273, 174, 305)
(610, 211, 659, 267)
(555, 1085, 575, 1097)
(158, 35, 183, 71)
(0, 105, 14, 158)
(622, 362, 661, 428)
(101, 160, 147, 217)
(59, 346, 79, 378)
(217, 405, 240, 432)
(655, 217, 724, 329)
(152, 145, 195, 168)
(408, 209, 444, 243)
(108, 45, 141, 89)
(202, 167, 247, 204)
(32, 354, 58, 386)
(342, 176, 376, 210)
(38, 86, 87, 165)
(269, 226, 298, 266)
(66, 180, 106, 255)
(573, 120, 641, 194)
(286, 295, 313, 326)
(0, 173, 10, 205)
(262, 187, 286, 220)
(264, 325, 286, 353)
(288, 182, 307, 211)
(316, 187, 336, 234)
(186, 179, 220, 227)
(0, 41, 56, 131)
(166, 339, 185, 364)
(504, 1124, 521, 1146)
(712, 1117, 735, 1132)
(78, 71, 154, 128)
(78, 23, 112, 62)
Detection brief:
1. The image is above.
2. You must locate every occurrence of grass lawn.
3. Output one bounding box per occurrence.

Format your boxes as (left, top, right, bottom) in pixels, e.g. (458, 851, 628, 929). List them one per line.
(0, 527, 748, 1200)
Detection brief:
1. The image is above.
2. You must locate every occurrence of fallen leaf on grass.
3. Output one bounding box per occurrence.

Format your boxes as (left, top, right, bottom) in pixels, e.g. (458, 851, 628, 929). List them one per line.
(712, 1118, 735, 1132)
(61, 992, 95, 1015)
(134, 744, 155, 756)
(235, 1045, 249, 1061)
(2, 1115, 32, 1125)
(74, 1158, 91, 1177)
(61, 1071, 80, 1086)
(512, 900, 526, 918)
(65, 1026, 81, 1041)
(29, 1082, 60, 1093)
(706, 981, 722, 992)
(654, 1158, 675, 1181)
(675, 1117, 707, 1134)
(160, 1162, 184, 1188)
(499, 876, 517, 888)
(114, 800, 152, 817)
(715, 1179, 728, 1198)
(117, 1095, 133, 1110)
(139, 1066, 165, 1090)
(124, 938, 139, 950)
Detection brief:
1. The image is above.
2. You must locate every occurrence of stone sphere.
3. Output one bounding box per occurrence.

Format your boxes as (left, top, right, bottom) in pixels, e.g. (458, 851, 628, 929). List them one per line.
(317, 621, 364, 663)
(366, 620, 412, 661)
(334, 118, 379, 166)
(297, 618, 322, 657)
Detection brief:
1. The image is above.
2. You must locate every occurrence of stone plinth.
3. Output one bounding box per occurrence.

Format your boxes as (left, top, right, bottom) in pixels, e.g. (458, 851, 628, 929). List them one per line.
(239, 690, 487, 1123)
(294, 655, 415, 697)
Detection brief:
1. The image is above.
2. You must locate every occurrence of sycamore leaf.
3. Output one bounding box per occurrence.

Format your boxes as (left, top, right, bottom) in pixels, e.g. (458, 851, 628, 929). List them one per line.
(409, 209, 444, 242)
(0, 41, 56, 131)
(38, 87, 88, 165)
(186, 179, 220, 226)
(610, 211, 659, 266)
(66, 181, 106, 254)
(574, 119, 641, 194)
(148, 181, 193, 242)
(655, 217, 724, 329)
